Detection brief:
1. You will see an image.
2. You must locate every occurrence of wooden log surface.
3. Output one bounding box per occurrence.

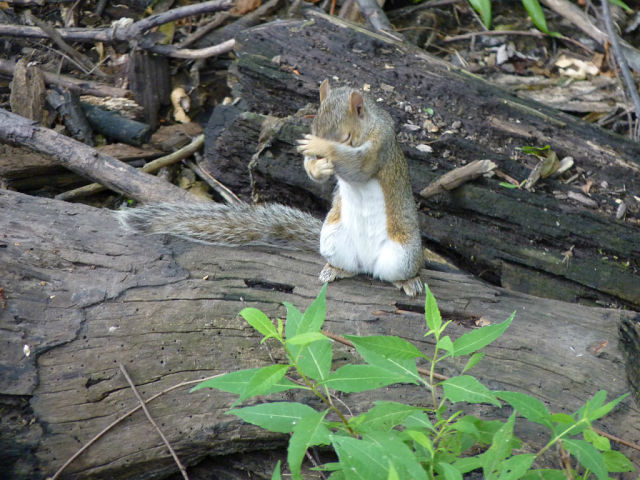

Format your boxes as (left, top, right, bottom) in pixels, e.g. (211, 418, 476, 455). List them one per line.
(1, 188, 638, 478)
(202, 10, 640, 309)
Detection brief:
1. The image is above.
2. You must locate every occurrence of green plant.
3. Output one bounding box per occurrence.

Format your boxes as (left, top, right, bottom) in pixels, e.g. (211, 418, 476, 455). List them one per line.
(468, 0, 631, 33)
(192, 285, 634, 479)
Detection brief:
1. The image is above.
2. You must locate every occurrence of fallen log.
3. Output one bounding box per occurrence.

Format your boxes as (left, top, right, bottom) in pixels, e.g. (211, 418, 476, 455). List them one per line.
(0, 189, 638, 479)
(202, 10, 640, 309)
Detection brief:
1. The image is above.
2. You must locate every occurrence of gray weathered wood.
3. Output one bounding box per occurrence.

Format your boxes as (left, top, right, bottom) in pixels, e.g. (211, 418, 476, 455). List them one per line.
(1, 189, 638, 478)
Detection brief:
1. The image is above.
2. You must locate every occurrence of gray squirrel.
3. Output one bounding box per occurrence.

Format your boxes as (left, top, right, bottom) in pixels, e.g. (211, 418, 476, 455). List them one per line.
(118, 79, 423, 296)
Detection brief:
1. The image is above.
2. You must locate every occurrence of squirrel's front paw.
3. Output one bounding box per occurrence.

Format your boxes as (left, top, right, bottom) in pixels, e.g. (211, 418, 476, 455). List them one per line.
(304, 156, 334, 183)
(297, 134, 334, 159)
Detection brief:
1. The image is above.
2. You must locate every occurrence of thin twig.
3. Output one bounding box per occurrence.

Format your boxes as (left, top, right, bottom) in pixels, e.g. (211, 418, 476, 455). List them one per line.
(119, 363, 189, 480)
(444, 29, 593, 53)
(148, 38, 235, 59)
(593, 426, 640, 453)
(0, 0, 233, 46)
(353, 0, 403, 41)
(177, 12, 231, 48)
(0, 58, 129, 97)
(184, 158, 244, 205)
(601, 0, 640, 140)
(25, 11, 108, 78)
(50, 373, 223, 480)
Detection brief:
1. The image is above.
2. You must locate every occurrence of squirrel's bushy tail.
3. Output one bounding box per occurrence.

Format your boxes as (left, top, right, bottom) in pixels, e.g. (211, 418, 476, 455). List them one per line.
(117, 202, 322, 251)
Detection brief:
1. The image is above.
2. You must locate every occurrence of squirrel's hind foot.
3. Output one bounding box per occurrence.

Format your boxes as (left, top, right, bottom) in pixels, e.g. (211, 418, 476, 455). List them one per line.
(319, 263, 355, 283)
(393, 276, 423, 297)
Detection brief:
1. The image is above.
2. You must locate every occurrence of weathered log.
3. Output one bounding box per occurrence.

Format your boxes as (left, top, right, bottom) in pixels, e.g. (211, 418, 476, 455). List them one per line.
(202, 10, 640, 308)
(0, 188, 638, 479)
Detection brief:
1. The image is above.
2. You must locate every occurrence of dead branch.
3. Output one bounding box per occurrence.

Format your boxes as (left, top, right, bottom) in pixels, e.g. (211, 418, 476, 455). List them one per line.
(0, 58, 130, 98)
(147, 38, 235, 59)
(0, 0, 234, 48)
(0, 108, 199, 204)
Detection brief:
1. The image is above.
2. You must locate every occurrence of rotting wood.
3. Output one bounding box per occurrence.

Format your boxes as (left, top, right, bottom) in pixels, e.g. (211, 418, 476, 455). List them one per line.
(0, 188, 638, 479)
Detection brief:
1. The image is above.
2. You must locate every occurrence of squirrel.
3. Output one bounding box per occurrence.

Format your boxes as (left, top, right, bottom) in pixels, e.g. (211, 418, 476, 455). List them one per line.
(117, 79, 423, 296)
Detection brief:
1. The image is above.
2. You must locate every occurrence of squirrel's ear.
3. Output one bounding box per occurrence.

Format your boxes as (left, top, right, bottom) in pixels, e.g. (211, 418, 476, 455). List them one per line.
(350, 92, 365, 117)
(319, 79, 330, 102)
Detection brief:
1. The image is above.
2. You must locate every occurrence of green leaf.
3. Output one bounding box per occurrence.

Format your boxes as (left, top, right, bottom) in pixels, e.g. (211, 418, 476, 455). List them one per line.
(452, 313, 513, 357)
(451, 455, 484, 474)
(350, 339, 423, 383)
(482, 413, 517, 479)
(583, 428, 610, 451)
(438, 335, 454, 356)
(442, 375, 501, 406)
(404, 429, 434, 453)
(522, 0, 550, 34)
(495, 390, 552, 427)
(192, 368, 300, 395)
(584, 391, 629, 422)
(323, 365, 409, 393)
(387, 462, 399, 480)
(520, 144, 550, 155)
(289, 410, 331, 480)
(330, 435, 390, 480)
(191, 368, 259, 394)
(349, 343, 422, 384)
(228, 402, 319, 433)
(462, 352, 485, 373)
(437, 462, 462, 480)
(299, 283, 327, 334)
(608, 0, 632, 13)
(452, 415, 505, 445)
(271, 460, 282, 480)
(602, 449, 634, 472)
(240, 307, 278, 340)
(402, 411, 434, 432)
(424, 284, 442, 333)
(496, 454, 536, 480)
(549, 413, 574, 425)
(287, 332, 328, 346)
(346, 335, 427, 361)
(468, 0, 492, 28)
(365, 431, 428, 480)
(296, 338, 333, 382)
(283, 301, 303, 338)
(563, 439, 608, 480)
(499, 182, 519, 189)
(351, 401, 424, 433)
(239, 364, 291, 402)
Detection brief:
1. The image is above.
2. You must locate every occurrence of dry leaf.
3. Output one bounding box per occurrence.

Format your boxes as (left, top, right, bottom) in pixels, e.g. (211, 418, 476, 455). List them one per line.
(580, 179, 593, 194)
(231, 0, 261, 15)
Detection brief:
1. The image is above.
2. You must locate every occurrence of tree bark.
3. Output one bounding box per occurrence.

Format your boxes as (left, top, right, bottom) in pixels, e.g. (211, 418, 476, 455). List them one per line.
(1, 188, 638, 479)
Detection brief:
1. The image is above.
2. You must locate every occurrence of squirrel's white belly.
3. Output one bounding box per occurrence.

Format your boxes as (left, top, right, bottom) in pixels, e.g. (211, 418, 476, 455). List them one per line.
(320, 178, 409, 281)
